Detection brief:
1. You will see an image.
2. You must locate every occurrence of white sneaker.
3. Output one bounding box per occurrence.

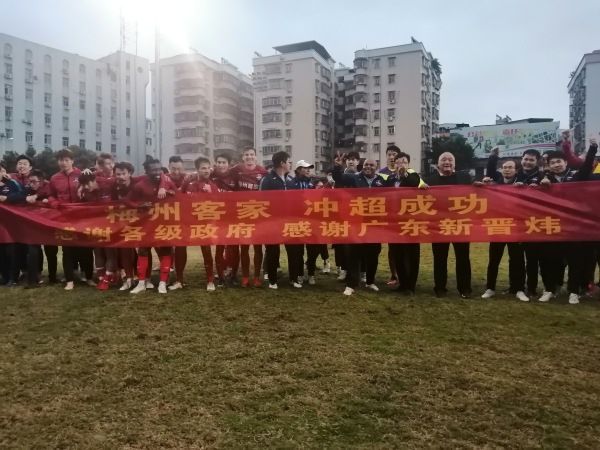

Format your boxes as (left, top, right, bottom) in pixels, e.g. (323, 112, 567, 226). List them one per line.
(308, 276, 316, 285)
(515, 291, 529, 302)
(366, 284, 379, 292)
(568, 293, 580, 305)
(337, 269, 347, 281)
(538, 291, 554, 303)
(168, 281, 183, 291)
(292, 282, 302, 288)
(360, 272, 367, 283)
(322, 261, 331, 273)
(158, 281, 167, 294)
(481, 289, 495, 299)
(206, 282, 216, 292)
(145, 281, 154, 289)
(343, 287, 354, 296)
(264, 273, 269, 281)
(119, 278, 133, 291)
(130, 280, 146, 294)
(64, 281, 74, 291)
(268, 283, 278, 290)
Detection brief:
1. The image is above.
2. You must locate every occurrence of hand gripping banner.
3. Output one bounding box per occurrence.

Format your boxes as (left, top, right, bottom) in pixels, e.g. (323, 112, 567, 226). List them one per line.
(1, 183, 599, 247)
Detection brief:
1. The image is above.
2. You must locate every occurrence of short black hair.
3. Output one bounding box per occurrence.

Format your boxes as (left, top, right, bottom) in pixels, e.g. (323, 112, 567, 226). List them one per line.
(78, 172, 96, 185)
(215, 152, 232, 164)
(16, 154, 33, 165)
(194, 156, 211, 169)
(272, 151, 290, 168)
(29, 169, 45, 179)
(346, 151, 360, 160)
(545, 150, 566, 162)
(143, 158, 161, 171)
(522, 149, 541, 160)
(242, 146, 256, 154)
(114, 161, 134, 174)
(169, 155, 183, 164)
(396, 151, 411, 163)
(386, 145, 401, 156)
(96, 153, 113, 165)
(56, 148, 74, 160)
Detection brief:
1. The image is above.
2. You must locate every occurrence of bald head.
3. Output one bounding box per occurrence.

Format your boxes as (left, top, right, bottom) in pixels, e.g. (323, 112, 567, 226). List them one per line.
(437, 152, 456, 176)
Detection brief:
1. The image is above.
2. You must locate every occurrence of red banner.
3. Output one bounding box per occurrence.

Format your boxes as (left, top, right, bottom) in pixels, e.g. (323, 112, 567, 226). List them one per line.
(0, 183, 599, 247)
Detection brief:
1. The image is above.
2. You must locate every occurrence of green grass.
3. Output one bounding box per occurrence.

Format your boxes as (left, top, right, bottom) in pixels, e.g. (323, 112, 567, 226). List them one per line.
(1, 244, 600, 449)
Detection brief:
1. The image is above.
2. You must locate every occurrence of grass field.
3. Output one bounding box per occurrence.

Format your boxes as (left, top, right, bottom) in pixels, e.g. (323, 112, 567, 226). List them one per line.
(1, 244, 600, 449)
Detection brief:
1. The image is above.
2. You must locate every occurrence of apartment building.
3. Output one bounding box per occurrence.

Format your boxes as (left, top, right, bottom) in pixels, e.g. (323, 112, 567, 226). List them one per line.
(152, 53, 253, 169)
(334, 41, 441, 171)
(253, 41, 335, 172)
(0, 33, 149, 169)
(568, 50, 600, 154)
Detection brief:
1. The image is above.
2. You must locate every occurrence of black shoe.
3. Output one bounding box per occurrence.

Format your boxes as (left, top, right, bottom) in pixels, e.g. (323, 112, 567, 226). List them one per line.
(434, 288, 447, 298)
(459, 291, 472, 299)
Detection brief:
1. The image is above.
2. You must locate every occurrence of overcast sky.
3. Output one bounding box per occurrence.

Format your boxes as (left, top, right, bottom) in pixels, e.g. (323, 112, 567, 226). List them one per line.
(2, 0, 599, 127)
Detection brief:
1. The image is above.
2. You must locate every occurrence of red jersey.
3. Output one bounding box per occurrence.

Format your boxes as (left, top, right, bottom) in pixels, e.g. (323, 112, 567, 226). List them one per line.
(210, 169, 236, 192)
(230, 164, 267, 191)
(48, 168, 82, 206)
(168, 173, 188, 191)
(182, 177, 219, 194)
(128, 175, 177, 202)
(81, 178, 114, 203)
(10, 172, 30, 188)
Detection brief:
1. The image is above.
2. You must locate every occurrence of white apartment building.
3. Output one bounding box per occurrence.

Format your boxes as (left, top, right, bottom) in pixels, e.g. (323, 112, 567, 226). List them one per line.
(0, 33, 149, 169)
(568, 50, 600, 154)
(253, 41, 335, 172)
(334, 42, 441, 172)
(152, 54, 253, 169)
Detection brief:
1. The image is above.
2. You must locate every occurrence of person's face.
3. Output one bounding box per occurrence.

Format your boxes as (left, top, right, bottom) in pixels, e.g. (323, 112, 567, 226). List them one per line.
(521, 154, 538, 171)
(114, 167, 131, 185)
(346, 158, 359, 170)
(549, 157, 567, 174)
(296, 166, 309, 177)
(437, 153, 455, 175)
(501, 161, 517, 179)
(97, 158, 114, 175)
(169, 161, 184, 177)
(215, 157, 229, 173)
(362, 159, 377, 177)
(81, 180, 98, 193)
(28, 176, 41, 190)
(146, 163, 163, 183)
(242, 149, 257, 166)
(0, 166, 7, 178)
(281, 158, 292, 173)
(395, 156, 409, 170)
(197, 163, 211, 180)
(386, 151, 398, 167)
(16, 159, 32, 175)
(315, 181, 324, 189)
(58, 157, 74, 172)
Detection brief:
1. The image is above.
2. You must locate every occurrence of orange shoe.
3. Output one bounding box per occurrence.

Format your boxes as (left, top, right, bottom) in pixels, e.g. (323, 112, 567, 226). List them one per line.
(241, 277, 250, 288)
(253, 277, 262, 288)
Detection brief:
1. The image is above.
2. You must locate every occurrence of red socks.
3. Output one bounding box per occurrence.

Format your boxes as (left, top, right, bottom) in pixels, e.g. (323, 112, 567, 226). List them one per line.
(159, 255, 172, 282)
(137, 255, 149, 281)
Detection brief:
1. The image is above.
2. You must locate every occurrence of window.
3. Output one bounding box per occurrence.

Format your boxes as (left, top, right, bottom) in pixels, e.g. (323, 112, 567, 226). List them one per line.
(315, 63, 320, 73)
(285, 129, 292, 139)
(374, 93, 380, 103)
(63, 117, 69, 130)
(387, 108, 395, 120)
(374, 127, 380, 137)
(111, 89, 117, 101)
(62, 59, 69, 72)
(262, 129, 282, 139)
(373, 58, 380, 69)
(4, 83, 12, 98)
(126, 127, 130, 136)
(285, 96, 292, 105)
(388, 125, 395, 135)
(44, 134, 52, 146)
(388, 74, 395, 84)
(62, 136, 69, 146)
(79, 99, 85, 110)
(5, 128, 13, 138)
(96, 85, 102, 98)
(111, 144, 116, 153)
(79, 64, 86, 74)
(285, 145, 292, 153)
(79, 139, 85, 149)
(25, 110, 33, 123)
(96, 141, 102, 151)
(25, 131, 33, 143)
(44, 73, 52, 85)
(25, 68, 33, 83)
(96, 122, 102, 133)
(126, 75, 130, 85)
(4, 106, 12, 122)
(96, 103, 102, 115)
(264, 63, 281, 74)
(25, 49, 33, 64)
(3, 43, 12, 58)
(388, 57, 396, 67)
(285, 63, 292, 73)
(63, 96, 69, 108)
(111, 107, 116, 120)
(373, 143, 380, 153)
(268, 78, 282, 89)
(262, 96, 281, 107)
(285, 79, 292, 92)
(111, 125, 116, 137)
(388, 91, 396, 104)
(373, 109, 380, 120)
(62, 77, 69, 89)
(373, 76, 381, 87)
(262, 112, 282, 123)
(79, 81, 86, 94)
(126, 109, 130, 119)
(285, 112, 292, 125)
(25, 89, 33, 100)
(79, 119, 86, 130)
(126, 92, 131, 102)
(126, 145, 131, 155)
(262, 145, 281, 155)
(44, 113, 51, 126)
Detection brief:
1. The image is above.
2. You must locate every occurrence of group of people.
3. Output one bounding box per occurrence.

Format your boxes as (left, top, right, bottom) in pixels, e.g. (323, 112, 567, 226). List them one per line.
(0, 132, 599, 304)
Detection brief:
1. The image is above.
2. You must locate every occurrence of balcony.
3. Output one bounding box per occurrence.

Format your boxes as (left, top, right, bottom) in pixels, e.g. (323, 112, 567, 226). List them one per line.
(355, 118, 368, 126)
(355, 134, 367, 144)
(355, 100, 368, 110)
(354, 83, 367, 93)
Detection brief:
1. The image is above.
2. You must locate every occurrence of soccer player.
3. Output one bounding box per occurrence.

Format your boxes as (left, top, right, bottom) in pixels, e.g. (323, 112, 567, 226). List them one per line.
(378, 145, 401, 287)
(128, 158, 177, 294)
(166, 155, 189, 291)
(48, 149, 95, 291)
(182, 156, 219, 291)
(95, 153, 115, 178)
(10, 154, 34, 282)
(332, 154, 388, 296)
(230, 146, 267, 287)
(425, 152, 473, 298)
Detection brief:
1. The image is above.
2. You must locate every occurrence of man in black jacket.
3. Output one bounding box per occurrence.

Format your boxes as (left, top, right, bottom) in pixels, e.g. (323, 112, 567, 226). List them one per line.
(259, 151, 300, 289)
(425, 152, 473, 298)
(332, 154, 387, 296)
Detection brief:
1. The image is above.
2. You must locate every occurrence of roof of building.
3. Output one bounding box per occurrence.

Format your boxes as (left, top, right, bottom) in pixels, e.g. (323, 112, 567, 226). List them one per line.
(273, 41, 332, 61)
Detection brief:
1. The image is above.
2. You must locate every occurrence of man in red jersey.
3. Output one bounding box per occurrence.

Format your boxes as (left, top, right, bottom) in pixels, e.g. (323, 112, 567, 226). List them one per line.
(182, 156, 219, 291)
(210, 152, 236, 286)
(95, 153, 115, 178)
(229, 146, 267, 287)
(48, 148, 95, 291)
(166, 155, 189, 290)
(128, 158, 177, 295)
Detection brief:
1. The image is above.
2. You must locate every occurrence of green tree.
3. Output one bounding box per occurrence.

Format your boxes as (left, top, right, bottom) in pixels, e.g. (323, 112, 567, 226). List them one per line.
(1, 151, 19, 172)
(431, 58, 442, 77)
(33, 149, 59, 177)
(68, 145, 98, 171)
(431, 134, 474, 171)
